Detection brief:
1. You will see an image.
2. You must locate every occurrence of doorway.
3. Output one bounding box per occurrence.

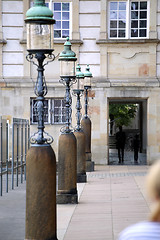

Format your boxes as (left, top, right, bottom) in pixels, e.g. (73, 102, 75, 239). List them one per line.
(108, 99, 147, 165)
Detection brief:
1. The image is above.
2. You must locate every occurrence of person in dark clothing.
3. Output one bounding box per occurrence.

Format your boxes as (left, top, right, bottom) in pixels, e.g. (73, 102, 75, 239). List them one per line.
(133, 134, 140, 163)
(116, 126, 126, 164)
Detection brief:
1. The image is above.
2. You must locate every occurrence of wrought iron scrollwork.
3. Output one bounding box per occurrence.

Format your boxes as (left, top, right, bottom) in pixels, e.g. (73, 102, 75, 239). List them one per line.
(26, 51, 55, 145)
(73, 89, 84, 132)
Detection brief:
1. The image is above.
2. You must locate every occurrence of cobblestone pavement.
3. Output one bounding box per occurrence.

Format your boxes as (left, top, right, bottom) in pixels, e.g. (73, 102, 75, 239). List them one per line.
(109, 150, 147, 165)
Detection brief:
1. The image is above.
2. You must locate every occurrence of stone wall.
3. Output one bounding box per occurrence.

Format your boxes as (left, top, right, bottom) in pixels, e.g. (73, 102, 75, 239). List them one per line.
(0, 0, 160, 164)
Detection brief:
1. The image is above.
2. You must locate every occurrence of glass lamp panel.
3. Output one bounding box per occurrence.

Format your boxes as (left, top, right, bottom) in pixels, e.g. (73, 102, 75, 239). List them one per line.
(84, 77, 91, 87)
(60, 61, 75, 77)
(27, 23, 53, 50)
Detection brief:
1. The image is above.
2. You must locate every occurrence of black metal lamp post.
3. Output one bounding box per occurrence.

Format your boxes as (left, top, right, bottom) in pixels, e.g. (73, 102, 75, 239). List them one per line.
(25, 1, 58, 239)
(73, 64, 87, 183)
(81, 65, 94, 172)
(57, 38, 78, 204)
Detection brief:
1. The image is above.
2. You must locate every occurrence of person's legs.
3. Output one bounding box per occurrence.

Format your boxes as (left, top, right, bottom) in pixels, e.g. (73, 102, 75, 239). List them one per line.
(134, 148, 138, 162)
(122, 147, 124, 162)
(118, 147, 121, 163)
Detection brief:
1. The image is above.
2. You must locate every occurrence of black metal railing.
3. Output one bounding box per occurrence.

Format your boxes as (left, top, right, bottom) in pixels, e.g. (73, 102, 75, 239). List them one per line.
(0, 117, 30, 196)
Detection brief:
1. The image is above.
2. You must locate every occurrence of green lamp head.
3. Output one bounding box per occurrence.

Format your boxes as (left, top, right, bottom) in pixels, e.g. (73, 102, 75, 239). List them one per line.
(76, 64, 84, 79)
(25, 0, 55, 24)
(59, 38, 77, 78)
(84, 64, 92, 78)
(59, 37, 77, 62)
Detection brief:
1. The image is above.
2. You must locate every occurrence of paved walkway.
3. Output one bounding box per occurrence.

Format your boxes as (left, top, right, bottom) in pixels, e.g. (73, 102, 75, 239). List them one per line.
(0, 165, 150, 240)
(109, 150, 147, 165)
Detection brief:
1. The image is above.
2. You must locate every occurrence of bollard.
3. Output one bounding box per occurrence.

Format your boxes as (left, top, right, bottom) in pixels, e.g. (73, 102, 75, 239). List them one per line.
(25, 145, 57, 240)
(57, 132, 78, 204)
(81, 117, 94, 172)
(74, 131, 86, 183)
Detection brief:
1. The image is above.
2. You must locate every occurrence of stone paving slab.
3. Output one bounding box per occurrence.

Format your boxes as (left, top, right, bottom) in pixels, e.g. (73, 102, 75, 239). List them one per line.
(0, 165, 150, 240)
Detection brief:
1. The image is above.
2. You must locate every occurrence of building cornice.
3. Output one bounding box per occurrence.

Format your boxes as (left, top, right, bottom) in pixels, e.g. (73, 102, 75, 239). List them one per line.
(0, 39, 7, 44)
(20, 39, 83, 46)
(96, 39, 160, 45)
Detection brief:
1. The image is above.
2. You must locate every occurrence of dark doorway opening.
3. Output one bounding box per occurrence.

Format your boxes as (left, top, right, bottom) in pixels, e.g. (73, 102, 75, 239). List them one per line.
(108, 99, 147, 165)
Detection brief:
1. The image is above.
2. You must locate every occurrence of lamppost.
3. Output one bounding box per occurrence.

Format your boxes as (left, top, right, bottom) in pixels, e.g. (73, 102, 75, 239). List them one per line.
(25, 1, 57, 240)
(57, 38, 78, 204)
(81, 65, 94, 172)
(73, 64, 86, 183)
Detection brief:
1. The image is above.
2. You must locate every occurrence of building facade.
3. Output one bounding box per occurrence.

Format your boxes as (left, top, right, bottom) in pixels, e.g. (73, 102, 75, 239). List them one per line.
(0, 0, 160, 164)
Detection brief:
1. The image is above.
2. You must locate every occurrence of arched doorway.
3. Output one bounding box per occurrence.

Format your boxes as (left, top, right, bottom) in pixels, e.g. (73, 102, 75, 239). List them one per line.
(108, 99, 147, 165)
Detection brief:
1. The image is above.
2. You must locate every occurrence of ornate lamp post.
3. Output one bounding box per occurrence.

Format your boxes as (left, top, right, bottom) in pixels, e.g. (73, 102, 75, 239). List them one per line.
(25, 1, 57, 239)
(73, 64, 86, 183)
(57, 38, 78, 204)
(81, 65, 94, 172)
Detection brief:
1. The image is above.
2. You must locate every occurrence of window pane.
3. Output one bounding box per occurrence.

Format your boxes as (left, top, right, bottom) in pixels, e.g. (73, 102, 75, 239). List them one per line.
(33, 116, 37, 122)
(140, 20, 147, 28)
(140, 2, 147, 9)
(131, 29, 138, 37)
(62, 21, 69, 29)
(54, 21, 61, 30)
(139, 29, 146, 37)
(131, 20, 138, 28)
(62, 108, 66, 114)
(110, 11, 117, 19)
(54, 100, 61, 107)
(119, 2, 126, 10)
(110, 20, 117, 28)
(140, 11, 147, 19)
(131, 11, 138, 19)
(62, 12, 69, 20)
(62, 3, 70, 11)
(54, 30, 61, 38)
(131, 2, 138, 10)
(62, 116, 66, 122)
(54, 116, 60, 123)
(110, 30, 117, 38)
(54, 108, 61, 114)
(62, 30, 69, 38)
(118, 30, 125, 38)
(54, 3, 61, 11)
(110, 2, 118, 10)
(62, 100, 65, 107)
(118, 11, 126, 20)
(44, 115, 48, 122)
(119, 20, 126, 28)
(54, 12, 61, 20)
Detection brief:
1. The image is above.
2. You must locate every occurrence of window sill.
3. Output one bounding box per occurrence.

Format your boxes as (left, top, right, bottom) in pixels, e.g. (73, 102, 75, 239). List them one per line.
(0, 39, 7, 44)
(54, 39, 83, 45)
(96, 39, 159, 44)
(20, 39, 83, 45)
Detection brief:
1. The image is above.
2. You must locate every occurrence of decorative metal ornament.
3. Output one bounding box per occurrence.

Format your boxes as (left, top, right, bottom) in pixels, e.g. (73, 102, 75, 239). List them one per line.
(26, 51, 55, 144)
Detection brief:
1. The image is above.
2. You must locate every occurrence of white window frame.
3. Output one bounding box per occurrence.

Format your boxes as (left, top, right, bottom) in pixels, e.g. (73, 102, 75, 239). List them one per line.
(30, 1, 72, 39)
(30, 98, 66, 125)
(51, 98, 66, 124)
(108, 0, 149, 39)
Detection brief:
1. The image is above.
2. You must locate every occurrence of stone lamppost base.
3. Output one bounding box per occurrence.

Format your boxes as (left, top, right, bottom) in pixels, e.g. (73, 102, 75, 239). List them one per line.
(57, 132, 78, 204)
(56, 191, 78, 204)
(25, 145, 57, 240)
(86, 152, 94, 172)
(77, 173, 87, 183)
(86, 160, 95, 172)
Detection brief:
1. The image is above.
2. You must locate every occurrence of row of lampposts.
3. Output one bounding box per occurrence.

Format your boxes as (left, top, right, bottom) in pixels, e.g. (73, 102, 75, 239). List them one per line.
(25, 0, 93, 239)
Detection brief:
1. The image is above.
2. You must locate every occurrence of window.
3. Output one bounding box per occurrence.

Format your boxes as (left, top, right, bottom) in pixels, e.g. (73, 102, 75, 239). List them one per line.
(51, 99, 66, 124)
(109, 1, 148, 39)
(30, 1, 71, 39)
(30, 98, 66, 125)
(53, 3, 70, 39)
